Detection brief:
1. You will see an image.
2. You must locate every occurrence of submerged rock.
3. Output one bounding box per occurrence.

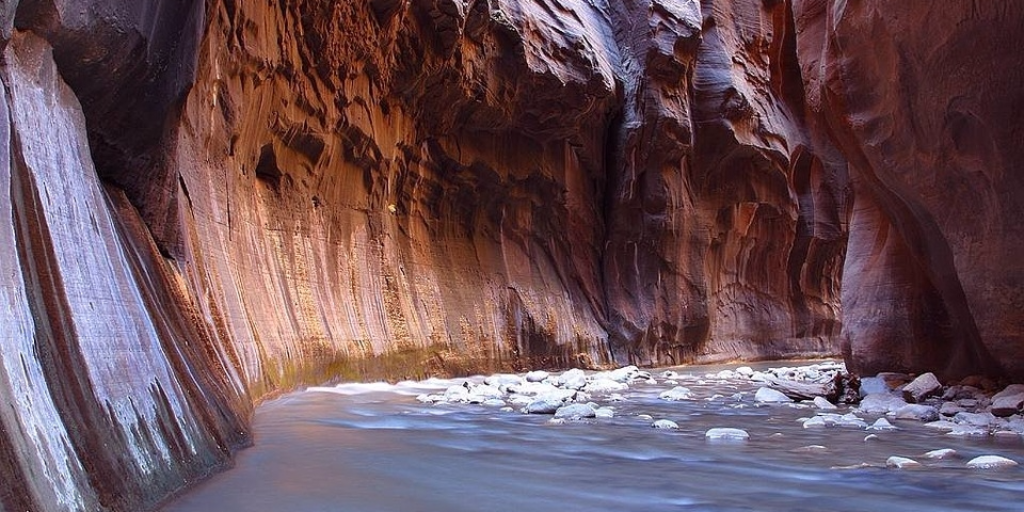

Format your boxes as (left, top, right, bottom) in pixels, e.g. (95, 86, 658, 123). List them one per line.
(557, 369, 588, 390)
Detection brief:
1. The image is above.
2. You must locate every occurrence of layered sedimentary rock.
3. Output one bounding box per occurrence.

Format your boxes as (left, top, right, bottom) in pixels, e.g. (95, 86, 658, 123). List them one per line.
(0, 0, 1020, 510)
(793, 0, 1024, 379)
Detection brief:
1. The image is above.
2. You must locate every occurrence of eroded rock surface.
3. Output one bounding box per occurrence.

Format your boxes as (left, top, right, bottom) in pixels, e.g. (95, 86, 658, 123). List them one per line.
(0, 1, 1020, 510)
(793, 0, 1024, 379)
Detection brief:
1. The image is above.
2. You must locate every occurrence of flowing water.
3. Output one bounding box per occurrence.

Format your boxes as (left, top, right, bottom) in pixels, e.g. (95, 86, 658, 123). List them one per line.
(164, 363, 1024, 512)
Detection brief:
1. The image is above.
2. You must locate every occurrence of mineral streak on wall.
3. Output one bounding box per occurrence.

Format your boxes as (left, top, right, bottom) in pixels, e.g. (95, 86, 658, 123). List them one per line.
(0, 1, 1020, 510)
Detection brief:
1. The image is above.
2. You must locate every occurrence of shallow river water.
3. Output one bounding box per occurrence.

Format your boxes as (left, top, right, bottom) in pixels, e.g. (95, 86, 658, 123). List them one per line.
(164, 363, 1024, 512)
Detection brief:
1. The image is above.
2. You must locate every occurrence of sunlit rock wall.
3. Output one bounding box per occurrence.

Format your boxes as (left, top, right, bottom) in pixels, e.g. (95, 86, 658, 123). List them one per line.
(0, 0, 1019, 510)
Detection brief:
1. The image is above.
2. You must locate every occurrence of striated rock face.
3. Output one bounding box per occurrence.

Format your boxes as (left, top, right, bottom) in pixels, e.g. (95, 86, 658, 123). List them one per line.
(793, 0, 1024, 379)
(0, 0, 1019, 510)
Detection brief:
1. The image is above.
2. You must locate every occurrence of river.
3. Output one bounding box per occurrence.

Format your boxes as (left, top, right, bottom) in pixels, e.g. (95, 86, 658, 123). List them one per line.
(163, 363, 1024, 512)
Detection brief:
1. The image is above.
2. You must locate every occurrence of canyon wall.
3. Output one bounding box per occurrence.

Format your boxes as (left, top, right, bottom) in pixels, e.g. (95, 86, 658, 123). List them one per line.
(0, 0, 1019, 510)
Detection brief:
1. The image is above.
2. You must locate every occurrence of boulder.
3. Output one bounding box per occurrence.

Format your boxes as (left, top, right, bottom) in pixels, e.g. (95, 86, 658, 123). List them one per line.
(902, 372, 942, 403)
(990, 384, 1024, 417)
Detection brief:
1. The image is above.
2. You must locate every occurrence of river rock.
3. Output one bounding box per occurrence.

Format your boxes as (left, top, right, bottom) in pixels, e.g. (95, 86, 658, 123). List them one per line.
(468, 384, 504, 402)
(858, 394, 909, 415)
(923, 420, 958, 431)
(557, 369, 588, 390)
(525, 371, 550, 383)
(946, 425, 989, 436)
(803, 416, 827, 429)
(859, 376, 890, 396)
(939, 402, 963, 416)
(990, 384, 1024, 417)
(601, 366, 641, 383)
(886, 456, 921, 469)
(813, 397, 837, 410)
(966, 455, 1019, 469)
(705, 428, 749, 441)
(660, 386, 693, 401)
(554, 403, 597, 420)
(953, 411, 996, 428)
(736, 367, 754, 378)
(583, 379, 629, 394)
(652, 419, 679, 430)
(443, 385, 471, 402)
(485, 374, 523, 388)
(482, 399, 506, 407)
(902, 372, 942, 403)
(594, 407, 615, 419)
(524, 398, 564, 414)
(923, 449, 958, 459)
(755, 387, 793, 403)
(894, 404, 940, 422)
(868, 418, 897, 431)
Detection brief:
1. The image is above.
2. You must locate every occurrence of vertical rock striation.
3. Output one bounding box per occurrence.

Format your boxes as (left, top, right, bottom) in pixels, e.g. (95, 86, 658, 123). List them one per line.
(0, 0, 1020, 510)
(793, 0, 1024, 379)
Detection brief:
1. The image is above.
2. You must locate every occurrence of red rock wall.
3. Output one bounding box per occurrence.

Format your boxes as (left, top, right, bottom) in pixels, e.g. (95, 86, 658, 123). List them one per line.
(793, 0, 1024, 379)
(0, 0, 1019, 510)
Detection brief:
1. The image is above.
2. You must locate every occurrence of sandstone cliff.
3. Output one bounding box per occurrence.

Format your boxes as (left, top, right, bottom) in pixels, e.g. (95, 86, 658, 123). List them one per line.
(0, 1, 1019, 510)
